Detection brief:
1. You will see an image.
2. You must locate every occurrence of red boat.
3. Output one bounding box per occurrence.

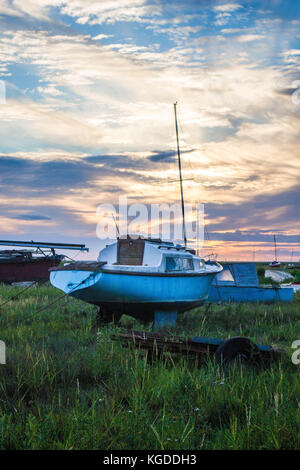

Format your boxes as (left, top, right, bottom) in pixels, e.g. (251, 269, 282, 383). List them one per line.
(0, 240, 88, 283)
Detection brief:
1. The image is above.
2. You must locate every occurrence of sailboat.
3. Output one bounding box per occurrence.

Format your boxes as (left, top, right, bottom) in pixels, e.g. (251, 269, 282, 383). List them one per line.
(50, 104, 222, 327)
(0, 240, 88, 283)
(287, 249, 295, 268)
(269, 235, 280, 268)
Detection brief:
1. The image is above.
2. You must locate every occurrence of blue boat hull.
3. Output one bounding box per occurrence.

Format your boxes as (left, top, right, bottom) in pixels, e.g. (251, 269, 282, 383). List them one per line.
(207, 285, 294, 303)
(50, 269, 217, 320)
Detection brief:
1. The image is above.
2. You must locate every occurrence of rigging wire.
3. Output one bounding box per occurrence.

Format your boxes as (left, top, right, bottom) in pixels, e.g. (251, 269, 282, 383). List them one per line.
(0, 251, 86, 310)
(0, 280, 46, 309)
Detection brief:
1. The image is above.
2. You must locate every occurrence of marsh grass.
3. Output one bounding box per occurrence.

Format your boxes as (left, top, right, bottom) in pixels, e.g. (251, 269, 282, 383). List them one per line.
(0, 283, 299, 449)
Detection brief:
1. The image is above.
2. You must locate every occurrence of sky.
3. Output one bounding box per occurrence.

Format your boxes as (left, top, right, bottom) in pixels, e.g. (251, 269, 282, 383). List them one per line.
(0, 0, 299, 261)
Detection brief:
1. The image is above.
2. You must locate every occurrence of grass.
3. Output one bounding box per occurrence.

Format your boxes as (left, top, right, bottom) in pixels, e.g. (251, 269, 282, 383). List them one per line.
(288, 269, 300, 283)
(0, 282, 299, 450)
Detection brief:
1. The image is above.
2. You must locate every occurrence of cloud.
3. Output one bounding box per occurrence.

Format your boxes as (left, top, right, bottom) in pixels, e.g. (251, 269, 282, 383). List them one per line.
(0, 44, 298, 212)
(148, 150, 177, 163)
(60, 0, 162, 25)
(0, 0, 23, 18)
(206, 186, 300, 233)
(236, 34, 266, 42)
(0, 151, 165, 201)
(207, 230, 300, 244)
(92, 34, 114, 41)
(213, 3, 242, 12)
(37, 85, 63, 96)
(10, 213, 52, 220)
(280, 49, 300, 65)
(276, 86, 299, 96)
(281, 49, 300, 56)
(0, 0, 62, 21)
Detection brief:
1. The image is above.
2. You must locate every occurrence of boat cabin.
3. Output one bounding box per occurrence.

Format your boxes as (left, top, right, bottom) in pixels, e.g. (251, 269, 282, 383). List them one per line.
(97, 235, 205, 273)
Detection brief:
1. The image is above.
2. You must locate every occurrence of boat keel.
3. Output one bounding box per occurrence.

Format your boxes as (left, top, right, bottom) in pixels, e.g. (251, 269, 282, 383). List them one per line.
(153, 310, 178, 329)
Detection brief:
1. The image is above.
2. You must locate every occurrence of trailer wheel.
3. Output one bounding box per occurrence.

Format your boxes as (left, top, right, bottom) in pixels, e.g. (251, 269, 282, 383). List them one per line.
(215, 336, 261, 367)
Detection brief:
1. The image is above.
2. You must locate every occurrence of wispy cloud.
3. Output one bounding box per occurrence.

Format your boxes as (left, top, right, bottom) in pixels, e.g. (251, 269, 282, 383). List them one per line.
(10, 213, 52, 221)
(213, 3, 242, 13)
(236, 34, 266, 42)
(60, 0, 162, 25)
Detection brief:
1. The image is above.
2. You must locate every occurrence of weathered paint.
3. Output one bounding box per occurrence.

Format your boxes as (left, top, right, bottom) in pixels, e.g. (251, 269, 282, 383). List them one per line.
(0, 257, 61, 283)
(50, 268, 216, 311)
(207, 284, 294, 303)
(153, 311, 178, 328)
(206, 262, 294, 303)
(191, 336, 271, 352)
(192, 336, 224, 346)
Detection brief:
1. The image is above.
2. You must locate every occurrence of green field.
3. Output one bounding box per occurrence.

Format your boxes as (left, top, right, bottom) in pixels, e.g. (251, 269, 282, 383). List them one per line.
(0, 283, 299, 450)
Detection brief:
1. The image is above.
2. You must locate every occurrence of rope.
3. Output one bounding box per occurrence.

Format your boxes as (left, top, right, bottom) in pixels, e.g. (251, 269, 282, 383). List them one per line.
(0, 247, 88, 309)
(31, 291, 70, 315)
(0, 266, 97, 317)
(28, 271, 98, 316)
(63, 250, 82, 263)
(0, 244, 90, 311)
(0, 281, 42, 309)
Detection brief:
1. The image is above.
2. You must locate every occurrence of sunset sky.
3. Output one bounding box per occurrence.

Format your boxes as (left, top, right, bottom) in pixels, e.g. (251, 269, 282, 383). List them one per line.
(0, 0, 299, 261)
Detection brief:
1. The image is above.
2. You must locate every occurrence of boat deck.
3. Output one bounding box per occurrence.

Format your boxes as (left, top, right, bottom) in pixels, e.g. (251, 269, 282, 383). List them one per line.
(50, 261, 107, 271)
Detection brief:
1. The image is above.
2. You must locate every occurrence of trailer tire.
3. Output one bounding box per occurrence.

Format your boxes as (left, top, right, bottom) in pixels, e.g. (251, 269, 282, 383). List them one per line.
(215, 336, 261, 367)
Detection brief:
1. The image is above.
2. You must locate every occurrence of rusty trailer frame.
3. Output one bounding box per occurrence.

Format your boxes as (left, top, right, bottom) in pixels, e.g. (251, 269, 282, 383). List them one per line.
(111, 330, 282, 366)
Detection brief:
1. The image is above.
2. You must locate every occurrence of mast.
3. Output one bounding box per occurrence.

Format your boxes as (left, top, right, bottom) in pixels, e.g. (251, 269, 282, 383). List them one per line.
(274, 235, 277, 261)
(0, 240, 88, 251)
(174, 102, 187, 248)
(111, 213, 120, 238)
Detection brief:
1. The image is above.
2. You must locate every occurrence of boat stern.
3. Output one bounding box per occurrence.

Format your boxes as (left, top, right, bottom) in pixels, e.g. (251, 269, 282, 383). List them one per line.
(49, 261, 105, 295)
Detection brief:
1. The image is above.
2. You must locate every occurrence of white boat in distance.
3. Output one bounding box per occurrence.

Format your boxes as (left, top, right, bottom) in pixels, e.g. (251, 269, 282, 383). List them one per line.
(50, 235, 222, 327)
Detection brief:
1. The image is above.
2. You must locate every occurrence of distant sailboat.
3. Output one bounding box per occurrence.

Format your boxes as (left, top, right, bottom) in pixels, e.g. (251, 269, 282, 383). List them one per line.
(287, 249, 295, 268)
(269, 235, 280, 268)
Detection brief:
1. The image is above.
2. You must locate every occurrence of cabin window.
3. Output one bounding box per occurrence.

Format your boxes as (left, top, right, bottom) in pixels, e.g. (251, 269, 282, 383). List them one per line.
(165, 257, 181, 271)
(183, 258, 194, 271)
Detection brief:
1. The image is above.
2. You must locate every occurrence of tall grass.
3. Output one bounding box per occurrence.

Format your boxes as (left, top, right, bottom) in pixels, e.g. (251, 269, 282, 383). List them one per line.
(0, 283, 299, 449)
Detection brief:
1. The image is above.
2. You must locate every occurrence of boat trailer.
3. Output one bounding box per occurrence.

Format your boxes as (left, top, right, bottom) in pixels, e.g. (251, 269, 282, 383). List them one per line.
(111, 330, 283, 366)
